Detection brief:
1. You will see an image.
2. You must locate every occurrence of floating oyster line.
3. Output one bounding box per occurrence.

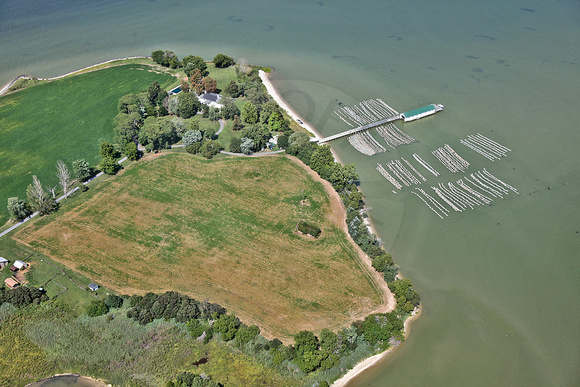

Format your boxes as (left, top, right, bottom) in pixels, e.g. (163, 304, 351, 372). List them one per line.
(460, 133, 512, 160)
(431, 144, 470, 173)
(410, 170, 518, 218)
(335, 98, 416, 155)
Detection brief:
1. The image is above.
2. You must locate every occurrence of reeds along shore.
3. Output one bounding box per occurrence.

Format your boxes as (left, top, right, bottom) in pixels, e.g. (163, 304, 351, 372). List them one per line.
(336, 99, 416, 155)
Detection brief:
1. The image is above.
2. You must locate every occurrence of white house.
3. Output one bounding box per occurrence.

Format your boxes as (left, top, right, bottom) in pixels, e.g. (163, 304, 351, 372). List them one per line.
(13, 260, 27, 270)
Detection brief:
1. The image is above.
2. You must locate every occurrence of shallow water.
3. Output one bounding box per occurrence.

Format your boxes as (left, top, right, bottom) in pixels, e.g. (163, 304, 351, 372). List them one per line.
(1, 1, 579, 386)
(27, 375, 106, 387)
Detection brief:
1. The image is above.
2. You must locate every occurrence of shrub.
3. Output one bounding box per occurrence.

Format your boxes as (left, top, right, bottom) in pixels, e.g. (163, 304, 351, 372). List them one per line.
(86, 300, 109, 317)
(185, 142, 203, 154)
(297, 221, 321, 238)
(104, 294, 124, 308)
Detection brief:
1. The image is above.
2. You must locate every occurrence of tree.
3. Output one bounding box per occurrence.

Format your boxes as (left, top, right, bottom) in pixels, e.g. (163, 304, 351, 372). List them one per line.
(260, 100, 279, 124)
(178, 93, 201, 118)
(151, 50, 165, 64)
(242, 101, 258, 124)
(189, 69, 204, 94)
(309, 144, 334, 174)
(277, 134, 288, 149)
(179, 77, 190, 93)
(213, 53, 234, 68)
(213, 314, 240, 341)
(139, 117, 177, 150)
(73, 159, 92, 182)
(182, 130, 203, 146)
(183, 55, 207, 75)
(202, 77, 217, 93)
(240, 137, 254, 155)
(99, 156, 119, 175)
(287, 132, 311, 155)
(26, 176, 55, 215)
(100, 141, 116, 159)
(224, 80, 239, 97)
(241, 124, 271, 150)
(235, 324, 260, 346)
(233, 115, 242, 131)
(86, 300, 109, 317)
(56, 160, 73, 196)
(199, 140, 222, 159)
(113, 113, 140, 148)
(236, 58, 251, 75)
(148, 81, 163, 105)
(118, 93, 140, 114)
(229, 137, 242, 153)
(104, 294, 124, 308)
(204, 127, 216, 140)
(221, 98, 241, 120)
(125, 142, 140, 161)
(7, 197, 29, 221)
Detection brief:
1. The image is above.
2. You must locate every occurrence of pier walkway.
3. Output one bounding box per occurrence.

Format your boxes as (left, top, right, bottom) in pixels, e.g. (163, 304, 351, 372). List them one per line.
(314, 103, 443, 144)
(314, 114, 404, 143)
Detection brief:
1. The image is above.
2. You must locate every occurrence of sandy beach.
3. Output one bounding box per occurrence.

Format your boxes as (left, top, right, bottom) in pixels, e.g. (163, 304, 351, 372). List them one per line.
(332, 307, 422, 387)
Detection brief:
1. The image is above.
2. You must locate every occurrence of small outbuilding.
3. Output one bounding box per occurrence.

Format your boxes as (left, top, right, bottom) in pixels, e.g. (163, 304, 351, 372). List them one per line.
(88, 283, 99, 291)
(14, 260, 28, 270)
(5, 277, 20, 289)
(9, 265, 18, 273)
(0, 257, 8, 270)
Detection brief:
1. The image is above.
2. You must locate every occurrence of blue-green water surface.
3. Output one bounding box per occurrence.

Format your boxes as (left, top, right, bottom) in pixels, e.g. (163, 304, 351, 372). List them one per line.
(1, 1, 578, 386)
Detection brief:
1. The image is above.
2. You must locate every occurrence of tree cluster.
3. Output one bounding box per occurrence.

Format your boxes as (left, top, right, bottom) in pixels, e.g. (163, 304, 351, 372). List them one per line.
(388, 279, 420, 314)
(213, 54, 234, 68)
(151, 50, 182, 69)
(0, 286, 47, 308)
(125, 291, 226, 325)
(166, 371, 221, 387)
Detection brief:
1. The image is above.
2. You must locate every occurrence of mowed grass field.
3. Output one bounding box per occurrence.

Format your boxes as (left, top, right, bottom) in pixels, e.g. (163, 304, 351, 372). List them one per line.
(15, 153, 382, 338)
(0, 64, 175, 224)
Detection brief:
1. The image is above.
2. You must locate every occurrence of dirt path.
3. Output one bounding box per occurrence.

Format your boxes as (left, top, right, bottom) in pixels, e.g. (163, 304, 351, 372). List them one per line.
(285, 155, 396, 317)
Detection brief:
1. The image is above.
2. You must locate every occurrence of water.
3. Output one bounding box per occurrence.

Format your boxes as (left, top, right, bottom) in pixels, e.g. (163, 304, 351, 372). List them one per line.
(27, 374, 106, 387)
(1, 1, 578, 386)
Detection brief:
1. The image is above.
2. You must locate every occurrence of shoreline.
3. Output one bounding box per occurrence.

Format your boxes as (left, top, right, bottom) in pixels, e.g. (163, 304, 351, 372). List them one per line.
(332, 306, 422, 387)
(258, 70, 343, 164)
(25, 373, 110, 387)
(0, 56, 148, 96)
(4, 57, 420, 386)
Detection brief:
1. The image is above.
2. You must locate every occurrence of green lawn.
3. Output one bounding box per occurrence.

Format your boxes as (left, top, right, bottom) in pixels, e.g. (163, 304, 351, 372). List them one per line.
(0, 64, 175, 224)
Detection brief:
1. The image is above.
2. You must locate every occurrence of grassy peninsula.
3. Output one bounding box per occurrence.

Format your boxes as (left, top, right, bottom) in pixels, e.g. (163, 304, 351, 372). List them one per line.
(0, 52, 419, 386)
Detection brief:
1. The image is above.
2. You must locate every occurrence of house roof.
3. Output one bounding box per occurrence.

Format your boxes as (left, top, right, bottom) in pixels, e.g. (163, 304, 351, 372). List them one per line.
(88, 282, 99, 291)
(5, 278, 19, 288)
(14, 260, 26, 269)
(0, 257, 8, 263)
(200, 93, 219, 102)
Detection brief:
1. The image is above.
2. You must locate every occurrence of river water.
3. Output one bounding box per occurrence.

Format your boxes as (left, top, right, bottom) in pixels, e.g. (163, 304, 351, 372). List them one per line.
(1, 1, 578, 386)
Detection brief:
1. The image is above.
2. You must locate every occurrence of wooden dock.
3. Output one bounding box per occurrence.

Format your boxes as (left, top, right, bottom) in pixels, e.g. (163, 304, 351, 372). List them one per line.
(314, 114, 404, 143)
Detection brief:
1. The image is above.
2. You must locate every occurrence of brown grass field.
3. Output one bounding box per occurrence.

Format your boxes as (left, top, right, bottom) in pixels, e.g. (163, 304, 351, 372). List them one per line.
(15, 153, 388, 339)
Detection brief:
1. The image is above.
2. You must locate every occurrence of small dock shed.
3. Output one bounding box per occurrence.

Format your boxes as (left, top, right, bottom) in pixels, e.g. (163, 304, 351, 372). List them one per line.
(402, 104, 444, 122)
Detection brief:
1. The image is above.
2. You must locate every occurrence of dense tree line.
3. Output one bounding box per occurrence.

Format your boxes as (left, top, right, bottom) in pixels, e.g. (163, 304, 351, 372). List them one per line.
(0, 286, 47, 308)
(85, 289, 404, 380)
(125, 291, 227, 325)
(166, 371, 221, 387)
